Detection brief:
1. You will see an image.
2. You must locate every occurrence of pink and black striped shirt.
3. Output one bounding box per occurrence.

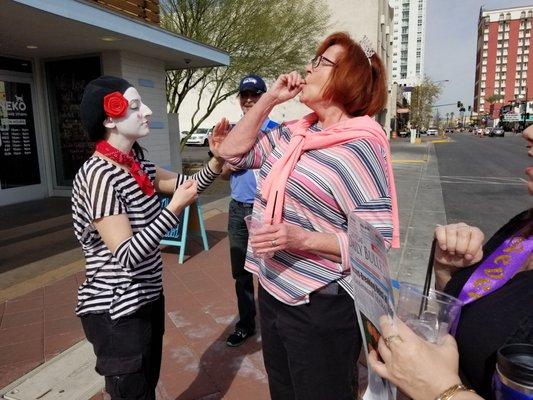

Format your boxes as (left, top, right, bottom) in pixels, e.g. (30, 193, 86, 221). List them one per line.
(228, 122, 393, 305)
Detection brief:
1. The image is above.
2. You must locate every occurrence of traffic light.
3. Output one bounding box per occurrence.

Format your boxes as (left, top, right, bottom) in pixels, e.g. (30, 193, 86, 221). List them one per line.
(457, 101, 463, 108)
(468, 105, 472, 111)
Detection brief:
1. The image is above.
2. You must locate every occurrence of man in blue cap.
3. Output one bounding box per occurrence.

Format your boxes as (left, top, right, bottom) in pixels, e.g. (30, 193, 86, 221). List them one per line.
(222, 74, 278, 347)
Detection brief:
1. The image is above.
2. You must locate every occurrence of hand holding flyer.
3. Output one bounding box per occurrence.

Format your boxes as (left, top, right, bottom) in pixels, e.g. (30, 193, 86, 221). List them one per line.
(348, 212, 396, 400)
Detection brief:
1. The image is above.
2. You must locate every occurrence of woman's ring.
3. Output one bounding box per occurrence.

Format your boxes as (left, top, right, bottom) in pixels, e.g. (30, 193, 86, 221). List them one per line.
(384, 335, 403, 347)
(271, 239, 277, 247)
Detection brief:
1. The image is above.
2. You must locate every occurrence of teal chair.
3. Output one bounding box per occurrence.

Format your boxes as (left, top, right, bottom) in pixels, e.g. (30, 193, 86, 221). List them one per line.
(160, 197, 209, 263)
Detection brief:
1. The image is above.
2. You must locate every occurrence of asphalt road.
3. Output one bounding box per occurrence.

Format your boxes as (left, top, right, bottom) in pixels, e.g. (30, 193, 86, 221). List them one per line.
(181, 143, 211, 165)
(434, 132, 531, 238)
(182, 144, 231, 205)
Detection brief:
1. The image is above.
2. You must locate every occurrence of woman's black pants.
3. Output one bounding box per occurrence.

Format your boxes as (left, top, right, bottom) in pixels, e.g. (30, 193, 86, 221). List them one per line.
(259, 284, 362, 400)
(81, 295, 164, 400)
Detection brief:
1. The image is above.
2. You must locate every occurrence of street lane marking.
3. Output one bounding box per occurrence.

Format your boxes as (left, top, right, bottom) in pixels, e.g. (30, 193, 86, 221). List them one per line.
(423, 175, 525, 186)
(392, 159, 426, 164)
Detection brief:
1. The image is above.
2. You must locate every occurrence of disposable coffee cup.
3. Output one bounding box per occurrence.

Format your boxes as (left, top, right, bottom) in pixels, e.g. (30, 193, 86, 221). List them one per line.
(244, 214, 274, 260)
(494, 343, 533, 399)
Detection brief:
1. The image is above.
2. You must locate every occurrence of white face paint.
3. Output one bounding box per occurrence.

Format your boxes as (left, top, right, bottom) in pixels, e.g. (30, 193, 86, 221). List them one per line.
(113, 87, 153, 139)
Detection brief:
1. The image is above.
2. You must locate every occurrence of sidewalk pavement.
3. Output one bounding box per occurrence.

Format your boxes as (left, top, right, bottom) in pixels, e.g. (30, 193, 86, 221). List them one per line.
(0, 138, 449, 399)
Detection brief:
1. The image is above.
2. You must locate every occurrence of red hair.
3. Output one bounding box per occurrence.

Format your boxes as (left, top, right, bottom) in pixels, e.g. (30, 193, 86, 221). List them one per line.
(316, 32, 387, 117)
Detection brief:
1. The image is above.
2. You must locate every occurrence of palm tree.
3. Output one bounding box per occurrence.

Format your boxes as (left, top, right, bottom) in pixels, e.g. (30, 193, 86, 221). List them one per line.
(485, 94, 505, 117)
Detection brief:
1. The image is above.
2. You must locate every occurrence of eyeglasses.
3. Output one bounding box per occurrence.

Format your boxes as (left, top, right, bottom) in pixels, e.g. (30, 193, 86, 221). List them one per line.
(310, 55, 337, 69)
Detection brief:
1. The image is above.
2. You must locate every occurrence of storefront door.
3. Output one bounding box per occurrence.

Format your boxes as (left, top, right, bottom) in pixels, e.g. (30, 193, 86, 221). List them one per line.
(0, 72, 46, 206)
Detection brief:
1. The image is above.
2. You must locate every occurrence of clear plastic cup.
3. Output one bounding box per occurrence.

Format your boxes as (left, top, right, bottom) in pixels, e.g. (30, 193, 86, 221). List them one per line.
(244, 214, 275, 260)
(395, 281, 463, 344)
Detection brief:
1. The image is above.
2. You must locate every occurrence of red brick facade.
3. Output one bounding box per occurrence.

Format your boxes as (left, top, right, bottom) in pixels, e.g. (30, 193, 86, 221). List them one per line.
(474, 6, 533, 118)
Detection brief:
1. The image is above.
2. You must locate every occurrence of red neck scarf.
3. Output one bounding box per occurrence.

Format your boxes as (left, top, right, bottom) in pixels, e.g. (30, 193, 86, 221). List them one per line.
(95, 140, 155, 197)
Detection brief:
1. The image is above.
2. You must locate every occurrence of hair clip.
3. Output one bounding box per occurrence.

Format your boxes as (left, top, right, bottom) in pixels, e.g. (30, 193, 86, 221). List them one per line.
(359, 35, 375, 60)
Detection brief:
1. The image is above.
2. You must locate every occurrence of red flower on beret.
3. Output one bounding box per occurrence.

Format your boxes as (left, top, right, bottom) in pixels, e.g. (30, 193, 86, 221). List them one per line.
(103, 91, 128, 118)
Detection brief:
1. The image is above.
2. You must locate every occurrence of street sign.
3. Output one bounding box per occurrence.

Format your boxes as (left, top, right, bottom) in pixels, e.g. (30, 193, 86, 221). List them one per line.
(503, 113, 520, 122)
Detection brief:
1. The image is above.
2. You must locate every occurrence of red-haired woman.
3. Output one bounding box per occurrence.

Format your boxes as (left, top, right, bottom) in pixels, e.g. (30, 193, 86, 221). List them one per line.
(215, 32, 399, 399)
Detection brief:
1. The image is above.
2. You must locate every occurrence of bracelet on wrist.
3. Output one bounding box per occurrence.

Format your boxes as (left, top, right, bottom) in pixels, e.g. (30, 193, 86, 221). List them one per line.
(435, 383, 476, 400)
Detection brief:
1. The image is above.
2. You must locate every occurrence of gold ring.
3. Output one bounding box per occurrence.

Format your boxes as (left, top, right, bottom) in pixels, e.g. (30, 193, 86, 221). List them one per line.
(384, 335, 403, 347)
(271, 239, 277, 247)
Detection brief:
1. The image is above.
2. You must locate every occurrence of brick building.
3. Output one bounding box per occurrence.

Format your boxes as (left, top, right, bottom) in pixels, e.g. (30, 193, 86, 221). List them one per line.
(474, 5, 533, 122)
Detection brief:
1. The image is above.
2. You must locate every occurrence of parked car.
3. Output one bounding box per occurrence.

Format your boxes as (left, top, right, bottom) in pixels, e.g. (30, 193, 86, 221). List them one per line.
(186, 128, 210, 146)
(426, 127, 438, 136)
(444, 128, 453, 134)
(489, 126, 505, 137)
(398, 130, 410, 138)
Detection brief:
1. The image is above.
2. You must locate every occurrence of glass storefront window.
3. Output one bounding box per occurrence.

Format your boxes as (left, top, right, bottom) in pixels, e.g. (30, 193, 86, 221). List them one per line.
(0, 80, 40, 189)
(45, 57, 101, 187)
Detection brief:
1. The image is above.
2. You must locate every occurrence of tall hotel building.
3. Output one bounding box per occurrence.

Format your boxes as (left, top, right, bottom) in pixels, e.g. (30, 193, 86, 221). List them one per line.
(474, 5, 533, 117)
(390, 0, 427, 87)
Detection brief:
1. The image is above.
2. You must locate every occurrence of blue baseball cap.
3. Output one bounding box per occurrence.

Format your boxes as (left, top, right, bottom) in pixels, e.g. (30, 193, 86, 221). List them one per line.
(239, 74, 267, 94)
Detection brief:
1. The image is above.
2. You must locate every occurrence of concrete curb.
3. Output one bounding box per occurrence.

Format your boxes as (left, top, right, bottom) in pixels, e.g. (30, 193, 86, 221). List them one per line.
(0, 341, 102, 400)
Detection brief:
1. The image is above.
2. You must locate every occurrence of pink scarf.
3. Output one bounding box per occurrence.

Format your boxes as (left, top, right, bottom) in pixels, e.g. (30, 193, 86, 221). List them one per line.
(261, 112, 400, 248)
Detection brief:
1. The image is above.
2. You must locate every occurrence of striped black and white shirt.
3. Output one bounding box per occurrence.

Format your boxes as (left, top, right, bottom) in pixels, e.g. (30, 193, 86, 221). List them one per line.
(72, 156, 219, 319)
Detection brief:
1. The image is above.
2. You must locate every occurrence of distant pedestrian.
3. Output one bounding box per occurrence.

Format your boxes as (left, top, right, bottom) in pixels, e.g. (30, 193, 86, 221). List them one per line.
(220, 75, 278, 347)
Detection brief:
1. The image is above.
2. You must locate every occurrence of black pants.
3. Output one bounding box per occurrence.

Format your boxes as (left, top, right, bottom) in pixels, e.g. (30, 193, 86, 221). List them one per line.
(227, 199, 256, 333)
(259, 284, 361, 400)
(81, 295, 165, 400)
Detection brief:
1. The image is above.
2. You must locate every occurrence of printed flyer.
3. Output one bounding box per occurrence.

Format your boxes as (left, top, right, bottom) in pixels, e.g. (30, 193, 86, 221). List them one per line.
(348, 212, 396, 400)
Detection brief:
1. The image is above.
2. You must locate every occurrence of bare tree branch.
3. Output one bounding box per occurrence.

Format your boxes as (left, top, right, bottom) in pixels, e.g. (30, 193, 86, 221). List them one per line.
(161, 0, 329, 151)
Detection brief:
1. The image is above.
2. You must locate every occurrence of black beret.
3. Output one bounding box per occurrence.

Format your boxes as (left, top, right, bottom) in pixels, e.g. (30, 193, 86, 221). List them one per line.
(80, 75, 131, 141)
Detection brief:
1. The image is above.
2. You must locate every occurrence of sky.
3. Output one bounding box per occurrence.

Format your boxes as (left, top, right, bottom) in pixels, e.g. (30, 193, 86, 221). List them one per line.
(425, 0, 528, 116)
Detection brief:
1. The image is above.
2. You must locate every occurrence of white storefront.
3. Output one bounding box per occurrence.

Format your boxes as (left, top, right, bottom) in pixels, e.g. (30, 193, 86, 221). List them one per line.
(0, 0, 229, 206)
